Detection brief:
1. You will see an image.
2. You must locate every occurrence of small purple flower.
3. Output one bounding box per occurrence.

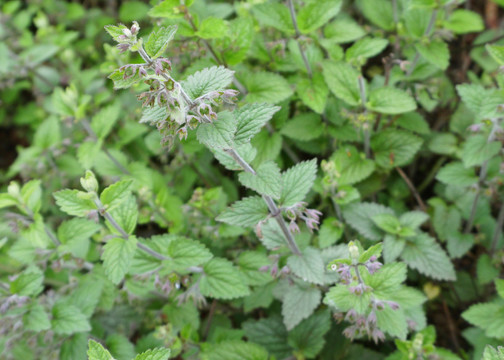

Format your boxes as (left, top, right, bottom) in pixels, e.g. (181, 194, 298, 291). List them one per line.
(367, 311, 377, 325)
(387, 301, 400, 310)
(289, 220, 300, 234)
(371, 328, 385, 344)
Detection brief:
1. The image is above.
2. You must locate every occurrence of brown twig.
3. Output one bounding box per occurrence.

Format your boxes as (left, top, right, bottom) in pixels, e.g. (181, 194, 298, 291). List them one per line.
(396, 167, 427, 212)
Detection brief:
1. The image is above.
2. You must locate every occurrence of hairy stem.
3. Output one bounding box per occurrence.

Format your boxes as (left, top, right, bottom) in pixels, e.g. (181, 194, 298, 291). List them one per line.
(225, 148, 301, 255)
(287, 0, 313, 78)
(396, 167, 427, 212)
(358, 76, 371, 158)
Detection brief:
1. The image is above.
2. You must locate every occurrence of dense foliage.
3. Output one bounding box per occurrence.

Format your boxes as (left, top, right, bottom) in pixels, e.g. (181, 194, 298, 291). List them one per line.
(1, 0, 504, 359)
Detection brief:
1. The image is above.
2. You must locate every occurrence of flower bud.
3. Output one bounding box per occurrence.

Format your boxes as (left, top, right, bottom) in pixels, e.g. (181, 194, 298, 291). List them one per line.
(7, 181, 20, 198)
(348, 241, 360, 261)
(80, 170, 98, 193)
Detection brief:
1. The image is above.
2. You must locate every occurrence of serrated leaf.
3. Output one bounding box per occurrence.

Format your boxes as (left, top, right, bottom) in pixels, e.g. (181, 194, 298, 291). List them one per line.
(243, 72, 293, 104)
(182, 66, 234, 100)
(415, 39, 450, 70)
(203, 340, 268, 360)
(343, 202, 394, 240)
(462, 303, 504, 339)
(483, 345, 504, 360)
(399, 211, 429, 229)
(102, 237, 137, 284)
(145, 25, 177, 59)
(371, 214, 401, 235)
(368, 87, 417, 114)
(281, 113, 324, 141)
(100, 180, 134, 211)
(10, 267, 44, 297)
(243, 317, 291, 360)
(133, 348, 171, 360)
(108, 68, 143, 90)
(282, 284, 321, 330)
(217, 196, 269, 227)
(456, 84, 503, 120)
(140, 105, 167, 125)
(436, 162, 478, 186)
(52, 302, 91, 335)
(237, 251, 273, 286)
(214, 143, 257, 170)
(252, 2, 293, 34)
(239, 161, 282, 199)
(199, 258, 250, 299)
(91, 103, 121, 140)
(88, 339, 115, 360)
(197, 111, 236, 150)
(346, 37, 388, 61)
(358, 0, 394, 30)
(196, 17, 228, 39)
(296, 73, 329, 114)
(445, 10, 484, 34)
(234, 103, 280, 145)
(318, 217, 344, 248)
(322, 61, 361, 106)
(166, 236, 213, 271)
(287, 247, 325, 285)
(487, 44, 504, 66)
(280, 159, 317, 207)
(461, 135, 501, 168)
(53, 189, 96, 217)
(324, 15, 366, 44)
(297, 0, 342, 33)
(401, 234, 456, 281)
(330, 145, 375, 185)
(371, 129, 423, 169)
(287, 310, 331, 359)
(23, 304, 51, 332)
(107, 195, 138, 235)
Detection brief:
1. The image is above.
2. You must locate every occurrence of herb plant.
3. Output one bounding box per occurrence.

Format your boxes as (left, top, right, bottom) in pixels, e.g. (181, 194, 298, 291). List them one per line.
(1, 0, 504, 359)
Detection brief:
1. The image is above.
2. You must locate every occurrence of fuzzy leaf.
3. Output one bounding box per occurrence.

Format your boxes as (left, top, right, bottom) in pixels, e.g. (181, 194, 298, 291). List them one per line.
(203, 341, 268, 360)
(462, 303, 504, 339)
(252, 3, 293, 34)
(436, 162, 478, 186)
(234, 103, 280, 145)
(371, 129, 423, 169)
(287, 310, 331, 359)
(197, 112, 236, 150)
(199, 258, 250, 299)
(280, 159, 317, 207)
(102, 237, 137, 284)
(368, 87, 417, 114)
(217, 196, 269, 227)
(100, 180, 134, 211)
(145, 25, 177, 59)
(415, 39, 450, 70)
(52, 302, 91, 335)
(461, 135, 501, 168)
(282, 284, 321, 330)
(287, 247, 325, 285)
(91, 103, 121, 140)
(243, 317, 291, 360)
(322, 61, 361, 106)
(133, 348, 171, 360)
(182, 66, 234, 100)
(297, 0, 343, 33)
(281, 113, 324, 141)
(343, 202, 394, 240)
(243, 72, 293, 104)
(88, 340, 114, 360)
(296, 73, 329, 114)
(53, 190, 96, 217)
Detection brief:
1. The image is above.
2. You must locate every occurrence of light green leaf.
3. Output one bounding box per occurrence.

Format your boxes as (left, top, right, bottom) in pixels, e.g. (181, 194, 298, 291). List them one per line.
(10, 267, 44, 297)
(145, 25, 177, 59)
(252, 3, 293, 34)
(461, 135, 501, 168)
(203, 340, 268, 360)
(237, 251, 272, 286)
(282, 284, 321, 330)
(107, 195, 138, 235)
(100, 179, 134, 211)
(78, 141, 102, 170)
(456, 84, 503, 120)
(358, 0, 394, 30)
(34, 117, 61, 149)
(343, 202, 394, 240)
(281, 113, 324, 141)
(371, 129, 423, 169)
(371, 214, 401, 235)
(243, 317, 291, 360)
(436, 162, 478, 186)
(280, 159, 317, 207)
(197, 111, 237, 150)
(324, 15, 365, 44)
(102, 237, 137, 284)
(346, 37, 388, 61)
(196, 17, 228, 39)
(53, 190, 96, 217)
(287, 247, 325, 285)
(20, 180, 42, 214)
(148, 0, 187, 19)
(106, 334, 135, 360)
(462, 303, 504, 339)
(214, 143, 257, 171)
(108, 68, 143, 90)
(368, 87, 417, 114)
(444, 10, 484, 34)
(52, 302, 91, 335)
(217, 196, 269, 227)
(296, 73, 329, 114)
(322, 61, 361, 106)
(482, 345, 504, 360)
(297, 0, 343, 33)
(487, 44, 504, 66)
(318, 217, 344, 248)
(133, 348, 171, 360)
(243, 72, 293, 104)
(234, 103, 280, 145)
(376, 307, 408, 339)
(182, 66, 234, 100)
(140, 105, 167, 125)
(57, 218, 101, 258)
(91, 103, 121, 140)
(287, 310, 331, 359)
(415, 39, 450, 70)
(23, 304, 51, 332)
(87, 339, 115, 360)
(399, 211, 429, 229)
(401, 234, 456, 281)
(330, 145, 375, 185)
(166, 236, 213, 270)
(199, 258, 250, 300)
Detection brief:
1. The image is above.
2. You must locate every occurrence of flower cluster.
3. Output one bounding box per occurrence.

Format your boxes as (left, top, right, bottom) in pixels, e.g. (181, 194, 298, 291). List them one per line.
(285, 202, 322, 233)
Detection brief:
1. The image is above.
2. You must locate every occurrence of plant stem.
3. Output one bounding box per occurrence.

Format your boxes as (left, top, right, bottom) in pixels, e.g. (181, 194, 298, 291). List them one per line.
(286, 0, 313, 78)
(358, 76, 371, 158)
(396, 167, 427, 212)
(225, 148, 301, 255)
(490, 198, 504, 256)
(406, 9, 438, 76)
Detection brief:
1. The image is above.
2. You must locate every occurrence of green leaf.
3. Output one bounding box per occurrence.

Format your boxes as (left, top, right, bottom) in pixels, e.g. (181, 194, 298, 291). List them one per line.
(296, 73, 329, 114)
(415, 39, 450, 70)
(91, 103, 121, 140)
(196, 17, 228, 39)
(371, 129, 423, 169)
(401, 234, 456, 281)
(238, 161, 282, 199)
(0, 193, 18, 209)
(282, 284, 321, 330)
(461, 135, 501, 168)
(343, 202, 394, 240)
(371, 214, 401, 235)
(456, 84, 503, 120)
(444, 10, 484, 34)
(359, 243, 383, 263)
(297, 0, 343, 34)
(199, 258, 250, 299)
(21, 180, 42, 214)
(100, 179, 133, 211)
(252, 3, 293, 34)
(330, 145, 375, 185)
(487, 44, 504, 66)
(102, 237, 137, 284)
(104, 24, 129, 42)
(346, 37, 388, 61)
(281, 113, 324, 141)
(217, 196, 269, 227)
(462, 303, 504, 339)
(107, 195, 138, 235)
(140, 105, 167, 125)
(496, 279, 504, 299)
(396, 112, 431, 135)
(108, 68, 143, 90)
(287, 310, 331, 359)
(280, 159, 317, 207)
(145, 25, 177, 59)
(197, 111, 237, 150)
(23, 304, 51, 332)
(52, 302, 91, 335)
(358, 0, 394, 30)
(243, 317, 291, 360)
(106, 334, 135, 360)
(87, 339, 115, 360)
(133, 348, 171, 360)
(483, 345, 504, 360)
(376, 307, 408, 339)
(57, 218, 101, 257)
(399, 211, 429, 230)
(318, 217, 344, 248)
(203, 341, 268, 360)
(287, 247, 325, 285)
(436, 162, 478, 186)
(10, 267, 43, 296)
(243, 72, 293, 104)
(237, 251, 272, 286)
(322, 61, 361, 106)
(53, 190, 96, 217)
(182, 66, 234, 100)
(34, 117, 61, 149)
(60, 333, 88, 360)
(324, 15, 366, 44)
(214, 143, 257, 171)
(428, 133, 457, 155)
(234, 103, 280, 145)
(367, 87, 417, 114)
(148, 0, 187, 19)
(166, 236, 213, 271)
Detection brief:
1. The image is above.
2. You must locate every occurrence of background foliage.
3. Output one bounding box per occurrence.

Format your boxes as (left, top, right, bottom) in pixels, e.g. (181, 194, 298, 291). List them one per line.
(1, 0, 504, 359)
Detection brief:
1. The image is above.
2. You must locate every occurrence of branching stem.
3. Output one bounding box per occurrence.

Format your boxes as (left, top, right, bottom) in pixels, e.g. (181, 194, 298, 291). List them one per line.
(286, 0, 313, 78)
